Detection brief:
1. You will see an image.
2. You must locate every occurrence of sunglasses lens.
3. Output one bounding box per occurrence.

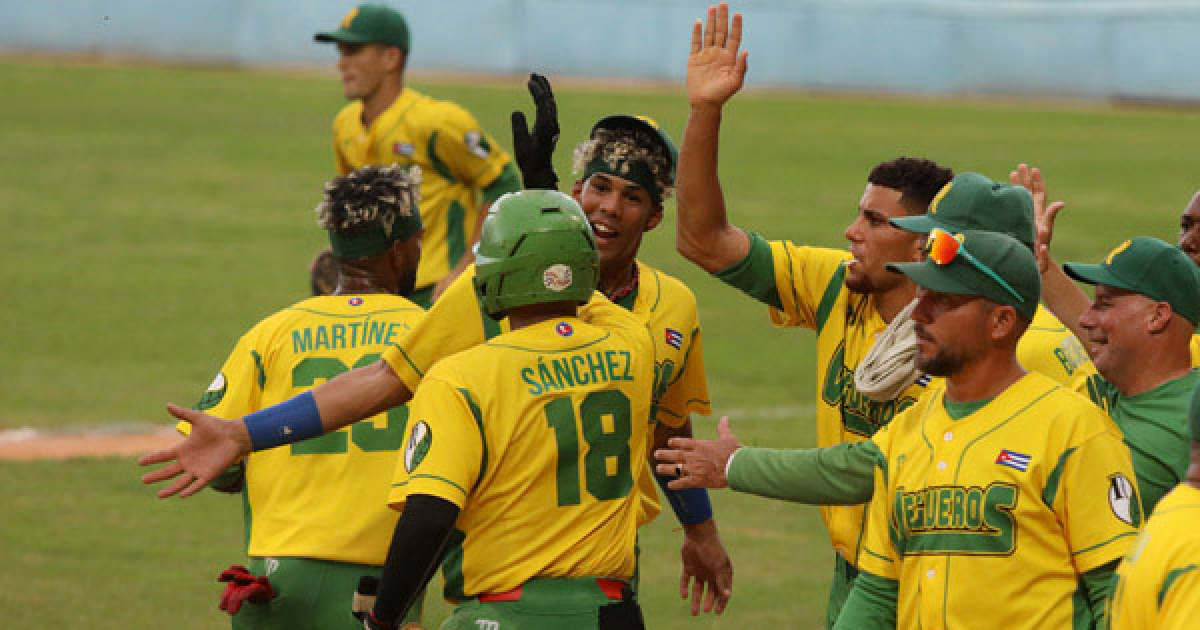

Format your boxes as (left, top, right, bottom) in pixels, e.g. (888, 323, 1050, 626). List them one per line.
(928, 230, 959, 265)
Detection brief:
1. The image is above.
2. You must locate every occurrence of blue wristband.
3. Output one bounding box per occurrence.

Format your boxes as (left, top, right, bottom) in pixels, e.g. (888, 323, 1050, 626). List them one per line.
(243, 392, 324, 451)
(655, 472, 714, 526)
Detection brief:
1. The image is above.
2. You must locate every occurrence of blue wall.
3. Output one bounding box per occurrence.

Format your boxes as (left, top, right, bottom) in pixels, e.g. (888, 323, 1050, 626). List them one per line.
(4, 0, 1200, 100)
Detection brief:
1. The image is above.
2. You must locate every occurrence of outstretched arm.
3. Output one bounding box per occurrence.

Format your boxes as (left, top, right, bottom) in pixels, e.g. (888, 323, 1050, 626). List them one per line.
(1010, 163, 1090, 341)
(676, 3, 753, 273)
(140, 360, 411, 498)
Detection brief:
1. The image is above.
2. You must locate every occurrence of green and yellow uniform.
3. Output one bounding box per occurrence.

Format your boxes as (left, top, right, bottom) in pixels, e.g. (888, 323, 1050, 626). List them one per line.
(382, 261, 711, 526)
(1085, 370, 1200, 514)
(190, 294, 423, 629)
(332, 89, 517, 297)
(852, 372, 1139, 630)
(388, 312, 655, 624)
(716, 234, 1094, 581)
(1111, 484, 1200, 630)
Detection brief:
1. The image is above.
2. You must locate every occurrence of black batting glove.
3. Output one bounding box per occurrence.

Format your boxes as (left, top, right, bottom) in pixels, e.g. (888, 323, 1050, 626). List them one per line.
(511, 72, 560, 190)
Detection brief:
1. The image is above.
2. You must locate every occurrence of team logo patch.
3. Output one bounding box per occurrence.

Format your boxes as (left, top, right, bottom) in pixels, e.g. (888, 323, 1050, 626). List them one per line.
(543, 264, 573, 292)
(1108, 473, 1136, 525)
(404, 421, 432, 473)
(393, 142, 415, 157)
(464, 131, 491, 159)
(195, 372, 227, 411)
(348, 297, 364, 307)
(665, 328, 683, 350)
(556, 322, 574, 337)
(995, 449, 1031, 472)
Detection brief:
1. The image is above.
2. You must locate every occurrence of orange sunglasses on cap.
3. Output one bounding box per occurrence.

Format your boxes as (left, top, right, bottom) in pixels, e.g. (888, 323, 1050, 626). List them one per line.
(926, 228, 1024, 303)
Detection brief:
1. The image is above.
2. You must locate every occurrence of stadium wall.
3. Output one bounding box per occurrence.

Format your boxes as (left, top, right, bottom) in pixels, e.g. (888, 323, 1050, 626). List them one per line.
(4, 0, 1200, 101)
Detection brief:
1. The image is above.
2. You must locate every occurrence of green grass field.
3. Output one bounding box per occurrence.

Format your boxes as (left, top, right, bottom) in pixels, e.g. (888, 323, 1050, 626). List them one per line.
(2, 57, 1197, 629)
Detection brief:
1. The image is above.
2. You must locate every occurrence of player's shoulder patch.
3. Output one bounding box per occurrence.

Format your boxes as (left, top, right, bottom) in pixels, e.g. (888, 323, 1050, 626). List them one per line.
(195, 373, 227, 411)
(1108, 473, 1138, 526)
(405, 421, 433, 473)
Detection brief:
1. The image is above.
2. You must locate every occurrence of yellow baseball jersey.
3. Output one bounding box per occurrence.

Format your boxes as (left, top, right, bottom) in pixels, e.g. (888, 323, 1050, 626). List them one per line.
(381, 261, 711, 525)
(388, 314, 656, 600)
(719, 233, 1096, 563)
(333, 88, 513, 289)
(191, 294, 423, 565)
(857, 372, 1140, 630)
(1111, 483, 1200, 630)
(1191, 335, 1200, 366)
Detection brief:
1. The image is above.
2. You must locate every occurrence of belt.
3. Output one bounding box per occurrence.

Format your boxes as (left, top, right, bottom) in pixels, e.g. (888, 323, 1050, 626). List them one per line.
(478, 578, 626, 603)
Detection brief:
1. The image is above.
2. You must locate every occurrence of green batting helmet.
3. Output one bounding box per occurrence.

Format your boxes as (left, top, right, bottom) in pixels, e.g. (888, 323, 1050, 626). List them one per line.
(474, 190, 599, 317)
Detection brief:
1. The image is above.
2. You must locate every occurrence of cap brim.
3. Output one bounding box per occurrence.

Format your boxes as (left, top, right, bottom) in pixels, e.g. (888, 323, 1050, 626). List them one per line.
(887, 260, 980, 297)
(1062, 262, 1131, 290)
(888, 215, 938, 234)
(314, 29, 373, 44)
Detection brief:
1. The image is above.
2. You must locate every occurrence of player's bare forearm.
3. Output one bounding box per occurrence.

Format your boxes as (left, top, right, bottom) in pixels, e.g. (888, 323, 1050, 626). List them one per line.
(1040, 253, 1091, 344)
(680, 516, 733, 615)
(675, 103, 750, 273)
(652, 417, 695, 453)
(314, 359, 412, 432)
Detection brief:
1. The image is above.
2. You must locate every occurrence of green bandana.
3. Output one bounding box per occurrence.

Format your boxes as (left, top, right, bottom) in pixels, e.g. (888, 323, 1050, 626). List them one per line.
(583, 155, 664, 205)
(328, 209, 421, 259)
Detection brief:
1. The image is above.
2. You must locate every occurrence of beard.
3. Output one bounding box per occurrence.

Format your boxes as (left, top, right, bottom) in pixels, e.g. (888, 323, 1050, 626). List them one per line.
(916, 346, 970, 377)
(915, 327, 974, 377)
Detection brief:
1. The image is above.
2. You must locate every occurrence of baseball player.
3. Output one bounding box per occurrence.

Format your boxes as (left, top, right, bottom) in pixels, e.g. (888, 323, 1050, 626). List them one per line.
(142, 78, 734, 615)
(358, 189, 655, 630)
(186, 165, 427, 629)
(674, 5, 1090, 624)
(315, 4, 520, 305)
(1109, 382, 1200, 630)
(1008, 165, 1200, 513)
(661, 229, 1141, 629)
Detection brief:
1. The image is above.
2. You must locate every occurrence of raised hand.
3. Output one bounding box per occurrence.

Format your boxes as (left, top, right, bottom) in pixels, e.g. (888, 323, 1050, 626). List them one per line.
(687, 4, 749, 109)
(138, 403, 251, 498)
(510, 72, 560, 190)
(1010, 163, 1066, 273)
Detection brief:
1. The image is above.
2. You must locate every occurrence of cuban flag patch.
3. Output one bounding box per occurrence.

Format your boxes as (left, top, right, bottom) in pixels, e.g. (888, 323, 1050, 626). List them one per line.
(348, 297, 364, 307)
(996, 449, 1032, 472)
(915, 373, 932, 387)
(665, 328, 683, 350)
(555, 322, 574, 337)
(393, 142, 415, 157)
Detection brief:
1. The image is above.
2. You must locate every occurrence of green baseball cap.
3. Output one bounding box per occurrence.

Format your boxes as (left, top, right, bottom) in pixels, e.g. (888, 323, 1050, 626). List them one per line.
(887, 229, 1041, 319)
(1062, 237, 1200, 326)
(315, 4, 410, 52)
(890, 172, 1037, 248)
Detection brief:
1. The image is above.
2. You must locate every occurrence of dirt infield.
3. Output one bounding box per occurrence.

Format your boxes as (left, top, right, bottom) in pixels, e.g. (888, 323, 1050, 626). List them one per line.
(0, 426, 179, 460)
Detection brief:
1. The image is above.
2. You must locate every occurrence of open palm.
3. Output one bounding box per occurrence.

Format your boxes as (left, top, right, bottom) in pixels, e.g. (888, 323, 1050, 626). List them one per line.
(687, 4, 748, 108)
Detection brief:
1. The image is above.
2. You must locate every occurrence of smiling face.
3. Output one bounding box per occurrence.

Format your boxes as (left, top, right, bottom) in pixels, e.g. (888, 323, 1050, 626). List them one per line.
(911, 288, 994, 377)
(1078, 284, 1159, 384)
(1179, 192, 1200, 269)
(335, 42, 402, 101)
(843, 184, 924, 294)
(572, 173, 662, 273)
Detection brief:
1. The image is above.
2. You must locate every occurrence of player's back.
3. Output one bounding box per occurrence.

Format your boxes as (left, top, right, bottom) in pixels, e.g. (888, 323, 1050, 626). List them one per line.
(199, 294, 424, 565)
(399, 313, 655, 599)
